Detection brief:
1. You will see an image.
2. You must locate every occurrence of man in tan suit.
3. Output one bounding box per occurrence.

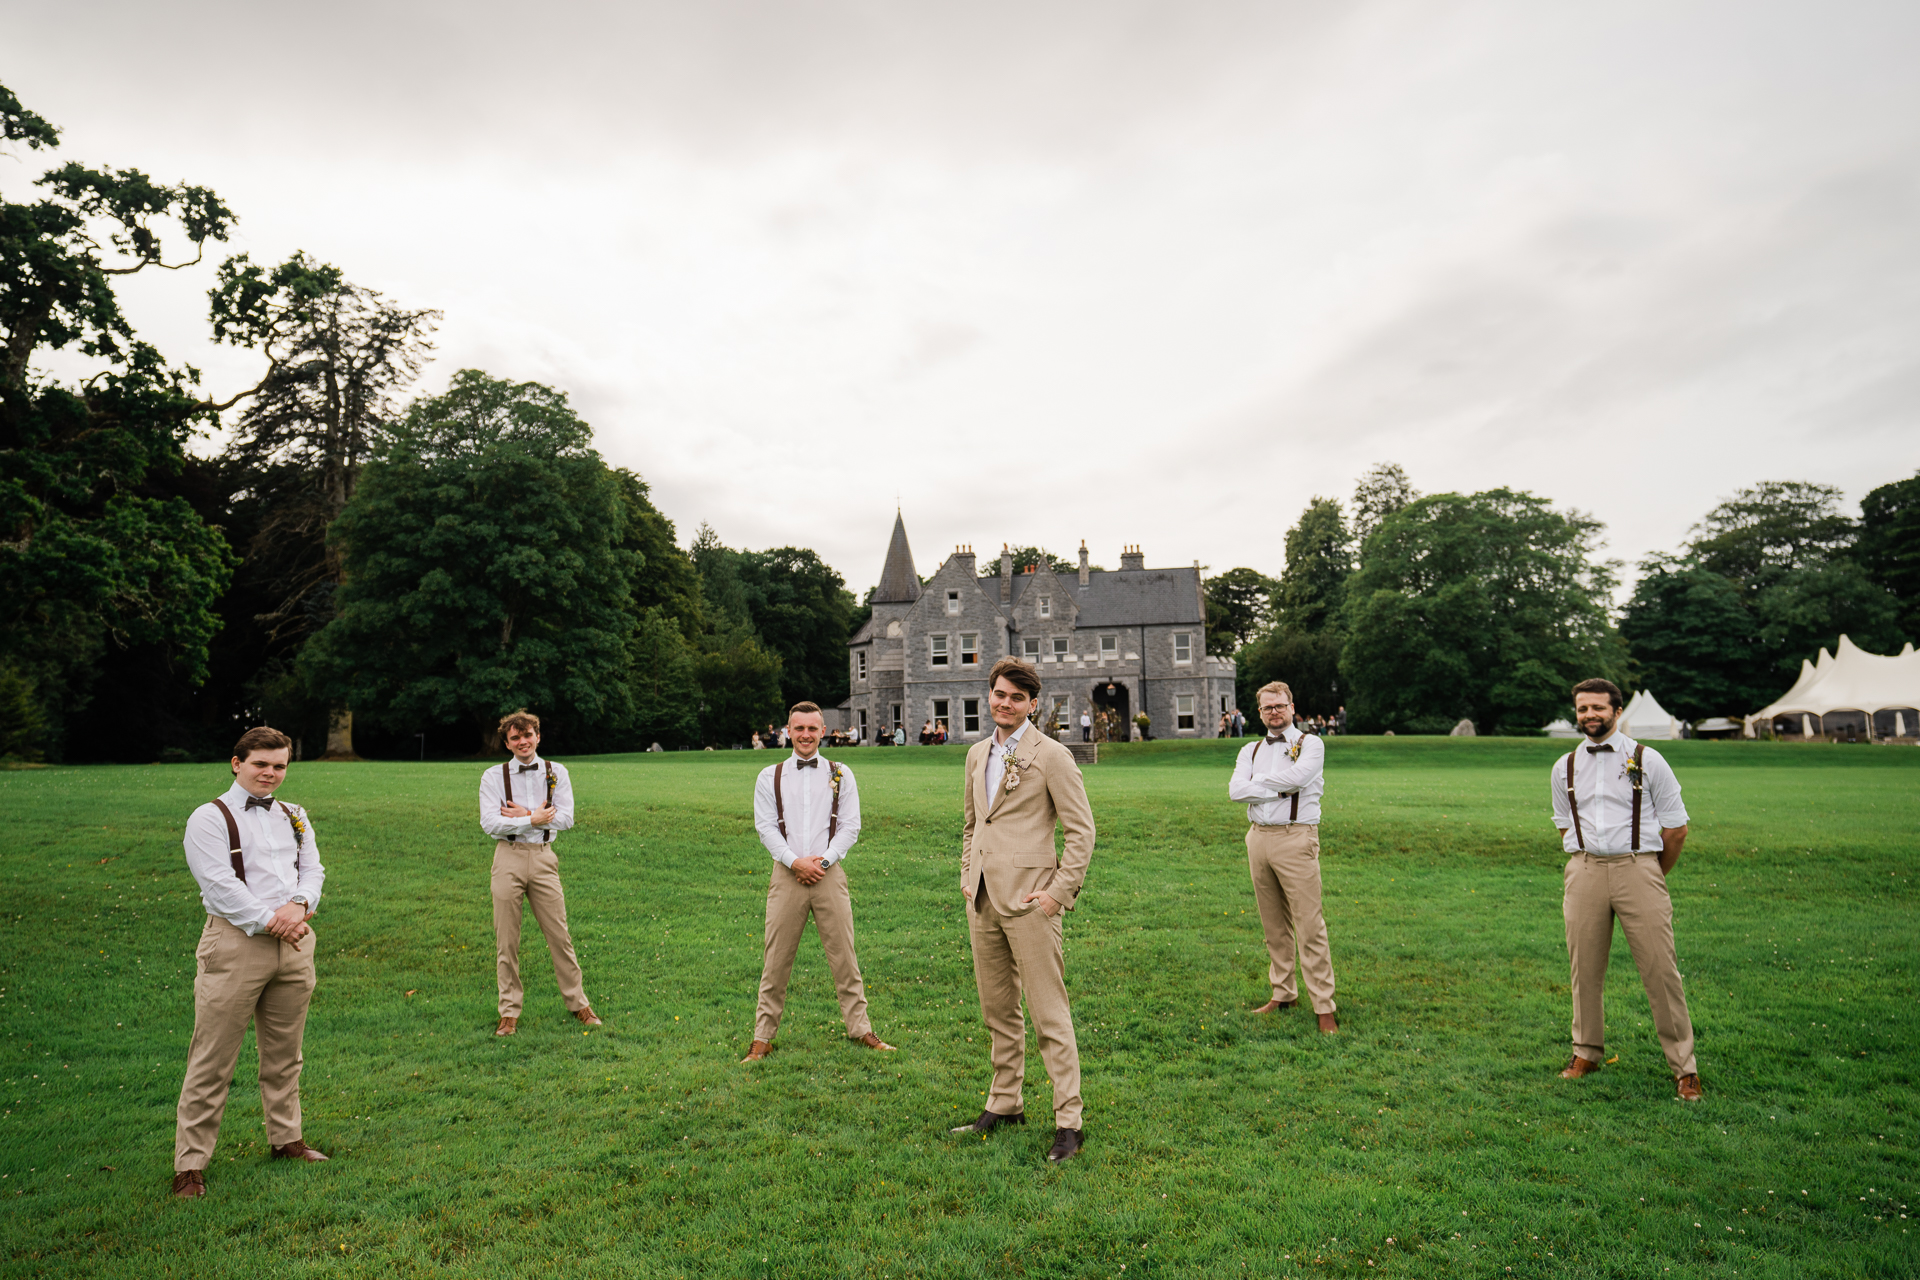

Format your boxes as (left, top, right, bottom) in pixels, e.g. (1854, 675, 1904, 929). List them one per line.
(171, 726, 328, 1198)
(953, 657, 1096, 1163)
(741, 701, 895, 1061)
(480, 709, 600, 1036)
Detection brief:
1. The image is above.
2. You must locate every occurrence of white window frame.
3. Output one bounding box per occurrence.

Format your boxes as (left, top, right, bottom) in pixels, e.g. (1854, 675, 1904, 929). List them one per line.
(1052, 637, 1070, 661)
(1038, 595, 1052, 618)
(946, 589, 961, 616)
(1176, 693, 1196, 731)
(1100, 634, 1117, 660)
(1051, 694, 1070, 730)
(932, 698, 950, 731)
(1173, 632, 1193, 665)
(856, 649, 868, 680)
(930, 634, 950, 667)
(960, 632, 979, 666)
(1022, 637, 1041, 659)
(963, 698, 981, 734)
(858, 709, 868, 740)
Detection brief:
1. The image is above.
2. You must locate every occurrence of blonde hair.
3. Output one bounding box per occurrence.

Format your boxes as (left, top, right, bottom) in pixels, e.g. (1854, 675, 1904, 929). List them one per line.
(1256, 681, 1293, 705)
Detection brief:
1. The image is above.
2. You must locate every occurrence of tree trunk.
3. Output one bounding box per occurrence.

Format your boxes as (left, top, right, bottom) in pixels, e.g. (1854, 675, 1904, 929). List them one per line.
(320, 705, 361, 760)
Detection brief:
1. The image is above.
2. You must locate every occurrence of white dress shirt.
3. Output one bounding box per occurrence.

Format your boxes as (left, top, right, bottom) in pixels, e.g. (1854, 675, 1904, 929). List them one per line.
(983, 719, 1031, 815)
(1551, 729, 1687, 854)
(1228, 725, 1325, 825)
(478, 755, 577, 843)
(754, 752, 862, 868)
(182, 782, 326, 935)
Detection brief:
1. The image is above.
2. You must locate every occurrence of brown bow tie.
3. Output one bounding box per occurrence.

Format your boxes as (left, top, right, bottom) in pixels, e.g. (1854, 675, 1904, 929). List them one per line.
(1265, 735, 1286, 745)
(795, 758, 819, 769)
(244, 795, 275, 811)
(1586, 744, 1615, 754)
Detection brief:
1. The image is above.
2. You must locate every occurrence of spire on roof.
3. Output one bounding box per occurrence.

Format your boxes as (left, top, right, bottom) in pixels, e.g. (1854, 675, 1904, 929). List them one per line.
(873, 511, 921, 603)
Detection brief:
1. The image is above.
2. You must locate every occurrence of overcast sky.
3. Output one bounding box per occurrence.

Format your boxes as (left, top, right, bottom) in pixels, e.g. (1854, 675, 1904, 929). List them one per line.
(9, 1, 1918, 597)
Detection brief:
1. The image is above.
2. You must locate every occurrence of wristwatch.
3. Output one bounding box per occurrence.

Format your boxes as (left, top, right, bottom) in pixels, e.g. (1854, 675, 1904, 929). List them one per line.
(291, 896, 309, 909)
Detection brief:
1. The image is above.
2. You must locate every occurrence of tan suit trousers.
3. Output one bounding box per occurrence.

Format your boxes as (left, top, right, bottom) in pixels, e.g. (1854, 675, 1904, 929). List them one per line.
(492, 839, 589, 1018)
(175, 915, 316, 1171)
(968, 882, 1083, 1129)
(1246, 824, 1338, 1014)
(1563, 851, 1697, 1076)
(755, 862, 872, 1043)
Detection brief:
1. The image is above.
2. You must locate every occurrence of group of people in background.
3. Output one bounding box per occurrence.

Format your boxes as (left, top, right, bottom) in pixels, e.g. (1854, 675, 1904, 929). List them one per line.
(1220, 705, 1347, 738)
(167, 665, 1703, 1199)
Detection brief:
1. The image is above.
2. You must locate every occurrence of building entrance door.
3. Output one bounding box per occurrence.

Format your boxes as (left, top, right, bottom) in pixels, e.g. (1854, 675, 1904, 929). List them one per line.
(1091, 680, 1131, 743)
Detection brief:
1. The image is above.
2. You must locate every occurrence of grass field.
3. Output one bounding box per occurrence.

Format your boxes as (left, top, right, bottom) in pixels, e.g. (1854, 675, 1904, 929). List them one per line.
(1, 736, 1916, 1279)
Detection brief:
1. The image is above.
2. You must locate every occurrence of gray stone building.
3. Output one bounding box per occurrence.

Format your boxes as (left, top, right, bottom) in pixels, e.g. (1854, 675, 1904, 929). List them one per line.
(842, 514, 1237, 743)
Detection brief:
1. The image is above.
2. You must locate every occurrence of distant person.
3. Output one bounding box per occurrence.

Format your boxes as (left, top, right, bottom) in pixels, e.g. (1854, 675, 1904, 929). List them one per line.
(936, 720, 949, 745)
(894, 723, 906, 747)
(171, 727, 329, 1198)
(1552, 678, 1702, 1102)
(1336, 705, 1347, 735)
(1080, 710, 1092, 742)
(480, 710, 600, 1037)
(1228, 681, 1339, 1033)
(743, 702, 895, 1062)
(952, 658, 1096, 1163)
(920, 719, 935, 746)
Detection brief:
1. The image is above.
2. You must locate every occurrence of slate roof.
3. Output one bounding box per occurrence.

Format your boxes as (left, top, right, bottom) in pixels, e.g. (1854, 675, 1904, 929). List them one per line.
(1008, 567, 1204, 627)
(872, 512, 921, 604)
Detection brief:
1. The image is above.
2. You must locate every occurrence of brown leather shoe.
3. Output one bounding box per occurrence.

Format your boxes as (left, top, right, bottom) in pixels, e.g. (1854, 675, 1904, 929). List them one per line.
(270, 1139, 329, 1162)
(171, 1169, 206, 1198)
(1252, 999, 1297, 1014)
(950, 1108, 1025, 1135)
(1317, 1012, 1339, 1033)
(495, 1016, 517, 1037)
(1046, 1127, 1084, 1163)
(854, 1032, 897, 1052)
(572, 1007, 603, 1027)
(1559, 1054, 1602, 1079)
(1675, 1073, 1704, 1101)
(742, 1039, 773, 1062)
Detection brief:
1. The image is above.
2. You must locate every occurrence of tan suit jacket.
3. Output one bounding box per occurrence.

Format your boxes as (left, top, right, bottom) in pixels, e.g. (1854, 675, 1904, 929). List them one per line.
(961, 725, 1096, 914)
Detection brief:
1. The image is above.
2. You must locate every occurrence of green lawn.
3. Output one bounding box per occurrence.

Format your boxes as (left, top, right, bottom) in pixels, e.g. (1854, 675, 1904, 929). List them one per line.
(2, 737, 1916, 1279)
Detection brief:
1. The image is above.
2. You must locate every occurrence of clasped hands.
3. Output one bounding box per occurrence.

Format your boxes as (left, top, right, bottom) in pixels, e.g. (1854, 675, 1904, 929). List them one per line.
(264, 901, 313, 948)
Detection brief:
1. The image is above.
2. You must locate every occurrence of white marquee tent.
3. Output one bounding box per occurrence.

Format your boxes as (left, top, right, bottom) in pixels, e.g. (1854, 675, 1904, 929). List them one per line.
(1622, 689, 1680, 741)
(1747, 636, 1920, 739)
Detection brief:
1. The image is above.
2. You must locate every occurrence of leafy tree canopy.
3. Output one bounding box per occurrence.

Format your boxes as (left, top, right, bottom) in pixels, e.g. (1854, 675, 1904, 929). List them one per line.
(1205, 567, 1276, 656)
(300, 371, 638, 747)
(1273, 497, 1353, 636)
(1350, 461, 1419, 547)
(1619, 555, 1770, 720)
(1340, 488, 1626, 734)
(1858, 471, 1920, 641)
(1688, 480, 1856, 593)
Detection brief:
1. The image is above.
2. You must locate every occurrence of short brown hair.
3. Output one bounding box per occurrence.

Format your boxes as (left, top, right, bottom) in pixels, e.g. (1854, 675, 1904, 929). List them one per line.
(1256, 681, 1293, 706)
(988, 656, 1041, 699)
(498, 709, 541, 737)
(1571, 678, 1624, 709)
(788, 701, 822, 718)
(231, 726, 292, 762)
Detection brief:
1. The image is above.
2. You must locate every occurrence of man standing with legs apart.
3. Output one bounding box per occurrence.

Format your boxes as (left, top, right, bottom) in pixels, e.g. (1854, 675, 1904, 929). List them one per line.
(1553, 678, 1702, 1101)
(743, 702, 895, 1061)
(953, 658, 1096, 1163)
(171, 727, 328, 1198)
(480, 710, 600, 1037)
(1229, 681, 1340, 1032)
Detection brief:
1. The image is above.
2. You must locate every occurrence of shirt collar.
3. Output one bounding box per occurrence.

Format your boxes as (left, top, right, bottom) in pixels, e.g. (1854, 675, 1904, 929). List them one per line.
(224, 781, 268, 805)
(995, 720, 1029, 752)
(1585, 728, 1633, 751)
(511, 754, 545, 769)
(789, 750, 825, 766)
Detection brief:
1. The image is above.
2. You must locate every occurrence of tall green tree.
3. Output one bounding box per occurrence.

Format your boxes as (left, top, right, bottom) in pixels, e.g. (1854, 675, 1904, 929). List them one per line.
(1340, 489, 1626, 734)
(207, 250, 439, 756)
(1272, 497, 1353, 635)
(626, 605, 702, 748)
(1204, 567, 1276, 656)
(1858, 472, 1920, 641)
(300, 371, 639, 750)
(1690, 480, 1857, 593)
(1619, 556, 1769, 720)
(0, 81, 247, 751)
(1350, 462, 1419, 546)
(614, 469, 703, 639)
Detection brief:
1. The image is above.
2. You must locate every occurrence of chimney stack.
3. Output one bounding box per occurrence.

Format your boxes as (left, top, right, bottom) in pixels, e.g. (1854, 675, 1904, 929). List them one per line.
(1119, 544, 1145, 571)
(1078, 539, 1090, 585)
(953, 543, 976, 575)
(999, 543, 1013, 602)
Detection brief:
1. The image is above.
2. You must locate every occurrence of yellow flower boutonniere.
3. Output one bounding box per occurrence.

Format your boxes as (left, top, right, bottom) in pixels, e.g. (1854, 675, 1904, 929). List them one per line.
(1286, 738, 1304, 763)
(827, 762, 843, 797)
(283, 805, 308, 849)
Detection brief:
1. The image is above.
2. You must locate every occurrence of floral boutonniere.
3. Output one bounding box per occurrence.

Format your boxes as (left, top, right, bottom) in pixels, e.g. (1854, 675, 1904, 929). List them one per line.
(827, 762, 843, 797)
(1623, 754, 1644, 789)
(282, 804, 308, 849)
(1002, 749, 1024, 793)
(1285, 737, 1304, 763)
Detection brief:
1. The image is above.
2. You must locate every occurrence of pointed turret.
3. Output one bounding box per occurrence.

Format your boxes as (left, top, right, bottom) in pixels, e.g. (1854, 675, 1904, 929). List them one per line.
(873, 511, 921, 603)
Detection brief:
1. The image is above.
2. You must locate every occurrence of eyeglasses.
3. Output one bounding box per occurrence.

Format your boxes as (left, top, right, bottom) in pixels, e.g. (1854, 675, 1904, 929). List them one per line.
(1259, 703, 1292, 712)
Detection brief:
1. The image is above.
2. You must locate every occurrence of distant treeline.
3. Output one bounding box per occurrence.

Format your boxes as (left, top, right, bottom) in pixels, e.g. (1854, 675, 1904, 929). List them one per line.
(1211, 464, 1918, 734)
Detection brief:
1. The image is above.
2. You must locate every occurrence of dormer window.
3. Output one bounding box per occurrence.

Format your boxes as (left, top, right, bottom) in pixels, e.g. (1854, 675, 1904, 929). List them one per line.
(1038, 595, 1051, 618)
(946, 590, 961, 615)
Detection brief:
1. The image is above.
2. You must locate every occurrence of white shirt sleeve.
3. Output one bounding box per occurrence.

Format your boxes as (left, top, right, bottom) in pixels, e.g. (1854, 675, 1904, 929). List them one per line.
(823, 765, 860, 866)
(287, 804, 326, 912)
(183, 803, 276, 935)
(1256, 734, 1324, 793)
(754, 766, 796, 867)
(1228, 742, 1277, 802)
(1550, 756, 1573, 830)
(479, 765, 531, 839)
(1643, 748, 1689, 829)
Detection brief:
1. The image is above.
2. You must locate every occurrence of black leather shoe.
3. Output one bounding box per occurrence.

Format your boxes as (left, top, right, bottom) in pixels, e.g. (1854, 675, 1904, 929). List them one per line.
(1047, 1128, 1084, 1163)
(949, 1108, 1025, 1135)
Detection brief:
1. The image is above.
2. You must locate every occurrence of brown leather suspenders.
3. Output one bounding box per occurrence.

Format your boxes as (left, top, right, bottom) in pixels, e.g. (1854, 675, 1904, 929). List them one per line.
(1564, 752, 1585, 851)
(1256, 740, 1302, 821)
(1565, 743, 1648, 853)
(210, 798, 305, 883)
(773, 760, 841, 843)
(501, 761, 558, 843)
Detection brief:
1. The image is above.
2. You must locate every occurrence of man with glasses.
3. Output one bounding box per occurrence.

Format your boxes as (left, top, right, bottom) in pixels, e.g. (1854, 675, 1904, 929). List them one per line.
(1228, 680, 1339, 1031)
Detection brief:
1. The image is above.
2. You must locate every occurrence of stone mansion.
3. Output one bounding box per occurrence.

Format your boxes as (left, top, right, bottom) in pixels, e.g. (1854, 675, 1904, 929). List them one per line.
(841, 514, 1237, 743)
